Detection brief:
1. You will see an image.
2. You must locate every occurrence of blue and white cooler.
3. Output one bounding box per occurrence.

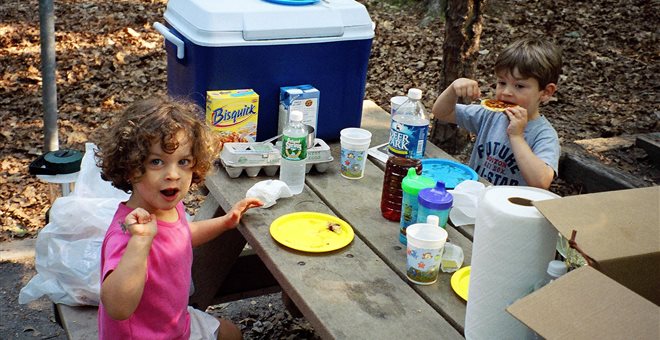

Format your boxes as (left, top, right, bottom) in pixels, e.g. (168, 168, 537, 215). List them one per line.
(155, 0, 374, 141)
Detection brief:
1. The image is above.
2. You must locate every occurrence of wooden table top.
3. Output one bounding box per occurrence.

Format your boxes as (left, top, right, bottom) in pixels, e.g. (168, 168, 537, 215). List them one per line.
(202, 100, 476, 339)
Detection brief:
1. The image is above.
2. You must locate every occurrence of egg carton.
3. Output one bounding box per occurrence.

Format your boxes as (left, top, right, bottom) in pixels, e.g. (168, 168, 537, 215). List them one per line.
(220, 139, 334, 178)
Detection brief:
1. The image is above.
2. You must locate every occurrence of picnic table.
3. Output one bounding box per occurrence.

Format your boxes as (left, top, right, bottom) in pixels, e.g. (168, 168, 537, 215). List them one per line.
(56, 100, 478, 339)
(192, 100, 478, 339)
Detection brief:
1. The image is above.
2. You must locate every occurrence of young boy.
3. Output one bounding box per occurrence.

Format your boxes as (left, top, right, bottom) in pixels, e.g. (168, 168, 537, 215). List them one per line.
(432, 38, 562, 189)
(94, 96, 263, 339)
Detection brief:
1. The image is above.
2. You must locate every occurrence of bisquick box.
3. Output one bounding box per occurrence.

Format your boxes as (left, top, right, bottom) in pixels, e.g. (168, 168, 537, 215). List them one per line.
(206, 89, 259, 149)
(278, 85, 319, 137)
(220, 139, 333, 178)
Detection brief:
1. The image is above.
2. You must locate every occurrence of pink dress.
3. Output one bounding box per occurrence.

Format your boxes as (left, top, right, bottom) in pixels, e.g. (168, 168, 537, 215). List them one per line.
(98, 202, 192, 339)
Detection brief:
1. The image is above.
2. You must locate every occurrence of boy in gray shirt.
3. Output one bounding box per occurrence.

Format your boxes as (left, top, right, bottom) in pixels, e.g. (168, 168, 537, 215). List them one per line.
(432, 38, 562, 189)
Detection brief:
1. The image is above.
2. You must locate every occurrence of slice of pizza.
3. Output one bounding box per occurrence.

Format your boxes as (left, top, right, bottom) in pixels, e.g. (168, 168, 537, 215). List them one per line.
(481, 99, 518, 112)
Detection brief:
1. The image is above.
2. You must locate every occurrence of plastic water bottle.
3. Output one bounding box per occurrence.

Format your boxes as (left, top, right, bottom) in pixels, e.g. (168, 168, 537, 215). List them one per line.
(279, 110, 307, 195)
(529, 260, 567, 339)
(388, 88, 430, 159)
(532, 260, 568, 292)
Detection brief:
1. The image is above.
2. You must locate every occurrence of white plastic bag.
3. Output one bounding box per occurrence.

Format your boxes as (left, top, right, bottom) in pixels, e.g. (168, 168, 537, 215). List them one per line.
(19, 143, 129, 305)
(72, 143, 129, 200)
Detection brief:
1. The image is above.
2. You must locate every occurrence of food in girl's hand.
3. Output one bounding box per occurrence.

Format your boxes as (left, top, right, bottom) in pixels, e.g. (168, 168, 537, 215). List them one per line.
(481, 99, 518, 112)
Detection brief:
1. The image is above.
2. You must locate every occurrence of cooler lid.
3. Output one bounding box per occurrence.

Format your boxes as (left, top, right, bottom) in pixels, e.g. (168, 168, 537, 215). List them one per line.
(164, 0, 374, 46)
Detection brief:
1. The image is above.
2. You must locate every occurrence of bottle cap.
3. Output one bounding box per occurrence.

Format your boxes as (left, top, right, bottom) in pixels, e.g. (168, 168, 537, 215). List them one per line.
(425, 215, 440, 226)
(418, 181, 453, 210)
(407, 88, 422, 100)
(547, 260, 567, 278)
(401, 168, 435, 195)
(290, 110, 303, 122)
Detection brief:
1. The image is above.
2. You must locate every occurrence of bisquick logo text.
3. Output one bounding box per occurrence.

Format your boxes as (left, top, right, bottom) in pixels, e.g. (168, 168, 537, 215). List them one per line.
(212, 104, 257, 127)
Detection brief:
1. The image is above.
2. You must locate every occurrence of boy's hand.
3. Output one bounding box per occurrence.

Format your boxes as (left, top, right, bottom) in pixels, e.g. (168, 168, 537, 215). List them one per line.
(226, 198, 264, 227)
(504, 106, 529, 137)
(123, 208, 157, 238)
(452, 78, 481, 101)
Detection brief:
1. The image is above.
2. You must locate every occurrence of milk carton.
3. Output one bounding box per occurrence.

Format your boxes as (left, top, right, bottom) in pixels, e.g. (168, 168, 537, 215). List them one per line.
(278, 85, 319, 138)
(206, 89, 259, 149)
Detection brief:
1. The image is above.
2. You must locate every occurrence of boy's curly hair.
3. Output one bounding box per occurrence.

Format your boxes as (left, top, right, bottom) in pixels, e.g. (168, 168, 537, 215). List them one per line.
(495, 37, 563, 89)
(94, 96, 217, 193)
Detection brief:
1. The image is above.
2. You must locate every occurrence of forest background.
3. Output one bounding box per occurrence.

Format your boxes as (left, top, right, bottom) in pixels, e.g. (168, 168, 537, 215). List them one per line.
(1, 0, 658, 240)
(0, 0, 658, 338)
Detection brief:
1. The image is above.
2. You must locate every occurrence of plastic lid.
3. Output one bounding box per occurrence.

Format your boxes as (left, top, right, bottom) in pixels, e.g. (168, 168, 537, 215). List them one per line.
(401, 168, 436, 195)
(29, 149, 83, 175)
(547, 260, 568, 278)
(425, 215, 440, 226)
(164, 0, 375, 46)
(290, 110, 303, 122)
(407, 88, 422, 100)
(418, 181, 453, 210)
(421, 158, 478, 189)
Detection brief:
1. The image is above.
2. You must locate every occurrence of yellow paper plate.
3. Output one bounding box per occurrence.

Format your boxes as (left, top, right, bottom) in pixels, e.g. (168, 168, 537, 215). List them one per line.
(270, 212, 355, 253)
(451, 266, 470, 301)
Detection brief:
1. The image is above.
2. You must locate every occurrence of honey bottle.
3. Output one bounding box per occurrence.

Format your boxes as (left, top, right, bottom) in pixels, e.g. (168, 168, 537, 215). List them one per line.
(380, 156, 422, 222)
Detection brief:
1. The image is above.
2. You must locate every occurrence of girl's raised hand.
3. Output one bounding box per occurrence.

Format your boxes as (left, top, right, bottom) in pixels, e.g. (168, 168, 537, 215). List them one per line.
(122, 207, 157, 238)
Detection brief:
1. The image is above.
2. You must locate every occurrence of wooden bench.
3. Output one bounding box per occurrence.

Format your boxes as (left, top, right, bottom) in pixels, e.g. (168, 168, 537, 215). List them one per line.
(54, 304, 98, 339)
(54, 180, 282, 339)
(54, 243, 279, 339)
(55, 214, 280, 339)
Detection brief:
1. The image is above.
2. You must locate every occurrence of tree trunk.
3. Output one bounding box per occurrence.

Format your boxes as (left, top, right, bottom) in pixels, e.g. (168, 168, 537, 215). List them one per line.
(429, 0, 485, 155)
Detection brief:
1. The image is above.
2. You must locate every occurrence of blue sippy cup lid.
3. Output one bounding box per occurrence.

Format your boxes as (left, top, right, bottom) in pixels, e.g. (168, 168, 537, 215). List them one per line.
(418, 181, 453, 210)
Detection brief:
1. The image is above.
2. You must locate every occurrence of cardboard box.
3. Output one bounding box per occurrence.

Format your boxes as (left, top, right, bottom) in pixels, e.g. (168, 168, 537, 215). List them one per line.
(533, 186, 659, 304)
(206, 89, 259, 148)
(507, 266, 659, 339)
(278, 85, 319, 137)
(507, 186, 660, 339)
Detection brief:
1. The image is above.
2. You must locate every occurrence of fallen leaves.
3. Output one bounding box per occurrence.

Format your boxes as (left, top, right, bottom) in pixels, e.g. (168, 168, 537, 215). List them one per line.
(0, 0, 657, 241)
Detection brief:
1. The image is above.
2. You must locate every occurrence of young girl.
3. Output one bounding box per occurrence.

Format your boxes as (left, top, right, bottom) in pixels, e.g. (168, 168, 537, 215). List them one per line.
(94, 96, 262, 339)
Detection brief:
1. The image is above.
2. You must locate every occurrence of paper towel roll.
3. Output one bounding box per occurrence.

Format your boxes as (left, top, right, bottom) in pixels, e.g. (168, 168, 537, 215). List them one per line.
(465, 186, 559, 340)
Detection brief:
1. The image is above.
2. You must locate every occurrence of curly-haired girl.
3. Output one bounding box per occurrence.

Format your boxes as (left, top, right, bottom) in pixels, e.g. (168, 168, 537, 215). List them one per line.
(95, 96, 262, 339)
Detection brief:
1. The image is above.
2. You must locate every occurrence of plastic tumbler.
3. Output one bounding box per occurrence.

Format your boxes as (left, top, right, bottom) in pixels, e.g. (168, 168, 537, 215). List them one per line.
(339, 128, 372, 179)
(417, 181, 453, 228)
(406, 215, 448, 285)
(399, 168, 435, 245)
(390, 95, 408, 115)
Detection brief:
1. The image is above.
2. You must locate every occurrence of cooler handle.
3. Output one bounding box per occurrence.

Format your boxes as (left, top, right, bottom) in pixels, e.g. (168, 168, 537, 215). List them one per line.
(153, 22, 184, 59)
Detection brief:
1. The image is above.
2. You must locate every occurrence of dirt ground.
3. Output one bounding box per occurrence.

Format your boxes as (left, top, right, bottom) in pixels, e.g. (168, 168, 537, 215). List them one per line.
(0, 257, 318, 339)
(0, 0, 658, 338)
(0, 259, 66, 339)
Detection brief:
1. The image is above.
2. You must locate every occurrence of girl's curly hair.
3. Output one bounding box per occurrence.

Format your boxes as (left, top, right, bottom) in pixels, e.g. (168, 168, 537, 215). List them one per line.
(94, 96, 217, 193)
